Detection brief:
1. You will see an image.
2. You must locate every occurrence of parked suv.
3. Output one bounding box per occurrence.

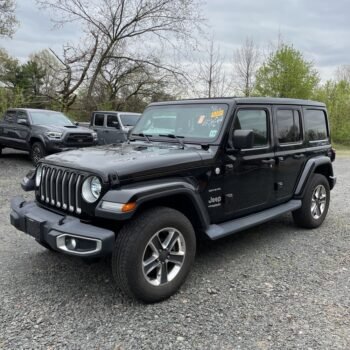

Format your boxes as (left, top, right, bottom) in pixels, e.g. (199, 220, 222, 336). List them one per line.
(10, 98, 336, 303)
(0, 108, 98, 165)
(91, 111, 141, 145)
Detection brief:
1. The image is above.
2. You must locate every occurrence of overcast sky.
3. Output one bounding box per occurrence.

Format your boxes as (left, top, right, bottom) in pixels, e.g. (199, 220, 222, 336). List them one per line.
(1, 0, 349, 81)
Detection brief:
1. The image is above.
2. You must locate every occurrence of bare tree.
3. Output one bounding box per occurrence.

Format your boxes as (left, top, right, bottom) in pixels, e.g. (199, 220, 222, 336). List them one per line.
(197, 39, 230, 98)
(0, 0, 18, 37)
(37, 0, 203, 106)
(336, 65, 350, 83)
(234, 37, 260, 96)
(45, 33, 99, 111)
(95, 53, 174, 110)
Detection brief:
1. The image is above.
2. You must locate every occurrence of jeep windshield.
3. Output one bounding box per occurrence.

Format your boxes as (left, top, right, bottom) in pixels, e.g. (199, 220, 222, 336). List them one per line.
(30, 111, 74, 126)
(132, 104, 228, 142)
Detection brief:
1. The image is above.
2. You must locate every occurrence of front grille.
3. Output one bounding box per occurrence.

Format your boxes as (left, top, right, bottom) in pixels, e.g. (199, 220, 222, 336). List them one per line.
(38, 165, 84, 214)
(65, 133, 93, 146)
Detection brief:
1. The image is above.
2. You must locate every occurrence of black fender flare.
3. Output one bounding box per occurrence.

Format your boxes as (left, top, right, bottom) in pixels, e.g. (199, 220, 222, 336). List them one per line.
(29, 135, 47, 148)
(294, 156, 335, 197)
(95, 178, 211, 229)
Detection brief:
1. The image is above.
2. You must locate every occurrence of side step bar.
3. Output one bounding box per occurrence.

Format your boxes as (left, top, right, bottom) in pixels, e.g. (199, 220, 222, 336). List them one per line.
(205, 200, 302, 240)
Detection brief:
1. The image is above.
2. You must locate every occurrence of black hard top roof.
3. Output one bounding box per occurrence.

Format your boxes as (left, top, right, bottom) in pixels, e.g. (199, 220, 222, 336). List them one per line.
(149, 97, 326, 108)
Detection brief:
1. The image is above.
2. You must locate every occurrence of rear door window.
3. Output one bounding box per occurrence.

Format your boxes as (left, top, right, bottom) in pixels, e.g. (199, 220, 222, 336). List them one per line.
(276, 109, 302, 144)
(304, 109, 328, 141)
(4, 110, 17, 123)
(93, 114, 105, 127)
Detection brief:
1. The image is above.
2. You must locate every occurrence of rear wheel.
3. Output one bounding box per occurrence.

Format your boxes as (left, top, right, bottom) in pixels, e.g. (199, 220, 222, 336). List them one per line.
(112, 207, 196, 303)
(293, 174, 330, 228)
(31, 142, 46, 166)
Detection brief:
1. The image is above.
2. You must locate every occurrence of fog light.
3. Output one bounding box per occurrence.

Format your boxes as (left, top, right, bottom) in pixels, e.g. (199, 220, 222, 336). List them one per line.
(65, 237, 77, 250)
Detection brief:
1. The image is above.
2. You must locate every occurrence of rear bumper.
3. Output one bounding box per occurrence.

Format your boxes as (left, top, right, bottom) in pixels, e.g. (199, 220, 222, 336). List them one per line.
(10, 196, 114, 257)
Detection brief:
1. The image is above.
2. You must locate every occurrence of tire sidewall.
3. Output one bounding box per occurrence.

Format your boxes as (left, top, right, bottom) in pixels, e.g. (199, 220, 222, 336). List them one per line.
(122, 209, 196, 302)
(31, 142, 45, 165)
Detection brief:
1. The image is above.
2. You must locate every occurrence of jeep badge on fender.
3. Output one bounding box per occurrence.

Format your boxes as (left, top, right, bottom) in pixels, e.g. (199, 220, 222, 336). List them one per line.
(10, 97, 336, 303)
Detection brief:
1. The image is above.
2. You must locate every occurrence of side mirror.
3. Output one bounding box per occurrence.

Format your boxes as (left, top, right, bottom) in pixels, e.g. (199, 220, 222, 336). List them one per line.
(127, 129, 133, 139)
(112, 121, 120, 129)
(17, 118, 29, 126)
(74, 121, 79, 126)
(233, 129, 254, 150)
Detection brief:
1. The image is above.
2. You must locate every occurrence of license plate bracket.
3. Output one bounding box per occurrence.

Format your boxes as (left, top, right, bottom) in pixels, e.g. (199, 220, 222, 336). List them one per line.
(25, 214, 46, 241)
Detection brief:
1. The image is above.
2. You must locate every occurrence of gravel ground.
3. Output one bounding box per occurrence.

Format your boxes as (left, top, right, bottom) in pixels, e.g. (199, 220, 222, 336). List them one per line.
(0, 149, 349, 350)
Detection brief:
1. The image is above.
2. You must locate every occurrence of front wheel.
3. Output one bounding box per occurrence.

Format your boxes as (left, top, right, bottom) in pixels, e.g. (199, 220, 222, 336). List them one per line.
(31, 142, 46, 166)
(112, 207, 196, 303)
(293, 174, 330, 228)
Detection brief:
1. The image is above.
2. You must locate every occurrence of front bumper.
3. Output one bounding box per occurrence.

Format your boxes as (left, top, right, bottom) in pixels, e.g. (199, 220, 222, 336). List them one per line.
(10, 196, 115, 257)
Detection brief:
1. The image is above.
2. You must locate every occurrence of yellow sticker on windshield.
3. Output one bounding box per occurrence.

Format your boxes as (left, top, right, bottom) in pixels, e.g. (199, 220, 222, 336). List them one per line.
(211, 109, 224, 118)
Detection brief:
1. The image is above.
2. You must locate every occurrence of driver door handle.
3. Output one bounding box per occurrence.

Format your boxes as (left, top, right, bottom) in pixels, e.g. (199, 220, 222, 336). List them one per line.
(293, 153, 305, 159)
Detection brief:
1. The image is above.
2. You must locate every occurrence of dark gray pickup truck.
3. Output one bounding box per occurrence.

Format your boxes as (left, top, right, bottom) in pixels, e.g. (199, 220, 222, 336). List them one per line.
(0, 108, 98, 165)
(90, 111, 141, 145)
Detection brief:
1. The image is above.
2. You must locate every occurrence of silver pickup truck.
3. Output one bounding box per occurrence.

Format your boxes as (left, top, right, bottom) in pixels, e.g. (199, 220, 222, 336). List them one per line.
(89, 111, 141, 145)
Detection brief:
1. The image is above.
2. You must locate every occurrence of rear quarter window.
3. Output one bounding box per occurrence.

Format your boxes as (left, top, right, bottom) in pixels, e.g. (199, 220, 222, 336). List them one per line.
(304, 109, 328, 142)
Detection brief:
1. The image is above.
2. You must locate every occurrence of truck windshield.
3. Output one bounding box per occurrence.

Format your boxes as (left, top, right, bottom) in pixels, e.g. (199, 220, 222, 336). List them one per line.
(30, 111, 74, 126)
(132, 104, 228, 142)
(120, 114, 140, 126)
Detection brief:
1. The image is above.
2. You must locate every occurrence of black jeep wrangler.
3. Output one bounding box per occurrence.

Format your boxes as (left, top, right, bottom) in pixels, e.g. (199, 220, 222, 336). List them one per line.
(0, 108, 98, 165)
(10, 98, 336, 303)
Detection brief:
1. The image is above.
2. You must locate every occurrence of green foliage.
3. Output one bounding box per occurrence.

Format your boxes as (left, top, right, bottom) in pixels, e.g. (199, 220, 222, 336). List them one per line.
(255, 45, 319, 99)
(313, 80, 350, 145)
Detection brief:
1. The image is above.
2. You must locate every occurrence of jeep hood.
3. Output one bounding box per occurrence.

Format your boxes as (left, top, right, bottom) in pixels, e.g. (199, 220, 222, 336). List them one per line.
(43, 143, 206, 182)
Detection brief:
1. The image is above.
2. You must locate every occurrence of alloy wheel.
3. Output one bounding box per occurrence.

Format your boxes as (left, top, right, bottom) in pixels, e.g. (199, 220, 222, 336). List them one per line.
(311, 184, 327, 219)
(142, 228, 186, 286)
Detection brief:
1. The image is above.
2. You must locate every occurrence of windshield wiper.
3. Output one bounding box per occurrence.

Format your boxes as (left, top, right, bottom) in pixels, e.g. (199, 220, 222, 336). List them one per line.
(158, 134, 185, 149)
(131, 133, 152, 142)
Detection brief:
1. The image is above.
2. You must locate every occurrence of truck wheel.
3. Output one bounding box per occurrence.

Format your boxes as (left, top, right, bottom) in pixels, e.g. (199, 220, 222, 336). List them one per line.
(293, 174, 330, 229)
(112, 207, 196, 303)
(31, 142, 46, 166)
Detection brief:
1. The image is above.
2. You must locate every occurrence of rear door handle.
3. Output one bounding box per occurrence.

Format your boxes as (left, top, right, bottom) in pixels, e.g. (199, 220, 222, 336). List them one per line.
(293, 153, 305, 159)
(261, 158, 275, 164)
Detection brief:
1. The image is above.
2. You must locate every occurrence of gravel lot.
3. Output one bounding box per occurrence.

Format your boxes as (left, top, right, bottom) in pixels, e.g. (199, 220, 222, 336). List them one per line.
(0, 149, 349, 349)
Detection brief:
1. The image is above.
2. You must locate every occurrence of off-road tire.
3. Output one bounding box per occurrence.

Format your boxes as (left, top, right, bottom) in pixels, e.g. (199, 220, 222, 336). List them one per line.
(31, 142, 46, 166)
(112, 207, 196, 303)
(293, 174, 330, 229)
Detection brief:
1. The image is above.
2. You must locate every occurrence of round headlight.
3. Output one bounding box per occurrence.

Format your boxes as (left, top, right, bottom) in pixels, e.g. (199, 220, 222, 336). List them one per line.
(35, 165, 43, 187)
(82, 176, 102, 203)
